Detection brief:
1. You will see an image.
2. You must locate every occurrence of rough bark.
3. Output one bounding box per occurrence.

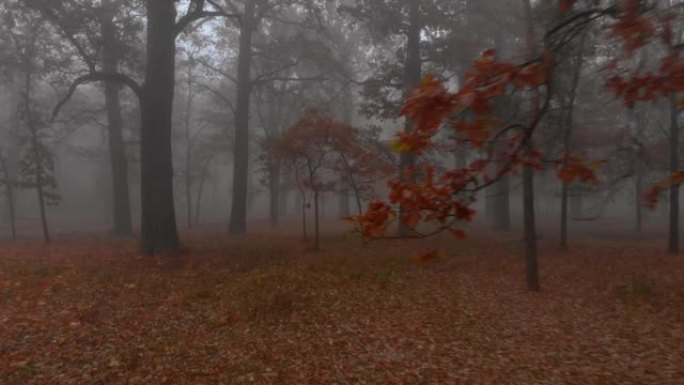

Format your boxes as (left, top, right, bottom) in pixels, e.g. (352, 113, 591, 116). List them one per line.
(229, 0, 255, 235)
(139, 0, 180, 254)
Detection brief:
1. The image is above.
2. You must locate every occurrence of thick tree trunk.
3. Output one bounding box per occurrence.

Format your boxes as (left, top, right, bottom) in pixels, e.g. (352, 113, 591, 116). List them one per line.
(102, 0, 133, 236)
(139, 0, 180, 255)
(229, 0, 255, 235)
(560, 35, 585, 248)
(670, 93, 680, 253)
(398, 0, 421, 236)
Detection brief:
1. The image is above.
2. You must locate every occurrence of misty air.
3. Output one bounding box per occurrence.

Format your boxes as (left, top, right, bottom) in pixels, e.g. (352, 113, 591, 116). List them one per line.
(1, 1, 683, 384)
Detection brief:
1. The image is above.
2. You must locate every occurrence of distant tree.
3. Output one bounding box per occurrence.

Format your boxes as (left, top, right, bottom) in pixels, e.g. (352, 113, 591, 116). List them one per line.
(2, 5, 66, 243)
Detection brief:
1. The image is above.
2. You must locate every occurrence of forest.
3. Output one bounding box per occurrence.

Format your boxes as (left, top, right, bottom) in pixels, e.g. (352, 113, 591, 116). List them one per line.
(1, 0, 684, 383)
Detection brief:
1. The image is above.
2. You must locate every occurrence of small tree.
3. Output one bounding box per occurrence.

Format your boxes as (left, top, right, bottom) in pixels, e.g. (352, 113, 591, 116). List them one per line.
(262, 110, 358, 250)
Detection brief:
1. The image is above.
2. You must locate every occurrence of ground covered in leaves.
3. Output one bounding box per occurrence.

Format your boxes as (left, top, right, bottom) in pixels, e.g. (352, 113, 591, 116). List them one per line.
(1, 230, 684, 384)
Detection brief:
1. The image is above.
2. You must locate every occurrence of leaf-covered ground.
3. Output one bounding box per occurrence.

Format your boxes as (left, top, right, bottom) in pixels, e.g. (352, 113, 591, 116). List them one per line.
(1, 231, 684, 384)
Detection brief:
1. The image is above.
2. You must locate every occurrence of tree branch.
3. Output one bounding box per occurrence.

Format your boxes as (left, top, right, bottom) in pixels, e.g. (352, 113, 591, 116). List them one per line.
(175, 0, 240, 36)
(52, 72, 142, 122)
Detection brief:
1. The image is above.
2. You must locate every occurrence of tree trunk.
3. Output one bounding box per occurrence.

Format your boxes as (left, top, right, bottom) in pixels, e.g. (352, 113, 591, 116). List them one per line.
(314, 189, 320, 250)
(522, 0, 540, 292)
(184, 64, 195, 230)
(102, 0, 133, 236)
(229, 0, 255, 235)
(139, 0, 180, 255)
(0, 154, 16, 240)
(560, 34, 585, 248)
(300, 190, 307, 239)
(398, 0, 421, 236)
(670, 93, 680, 253)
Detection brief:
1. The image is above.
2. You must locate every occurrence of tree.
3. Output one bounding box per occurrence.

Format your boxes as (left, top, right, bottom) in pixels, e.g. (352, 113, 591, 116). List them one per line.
(348, 2, 624, 290)
(262, 109, 373, 250)
(49, 0, 239, 255)
(3, 5, 65, 243)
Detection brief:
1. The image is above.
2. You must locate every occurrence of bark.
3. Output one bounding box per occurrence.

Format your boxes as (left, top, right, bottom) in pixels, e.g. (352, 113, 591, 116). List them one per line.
(139, 0, 180, 254)
(560, 34, 585, 248)
(229, 0, 255, 235)
(102, 0, 133, 235)
(398, 0, 422, 236)
(670, 93, 680, 253)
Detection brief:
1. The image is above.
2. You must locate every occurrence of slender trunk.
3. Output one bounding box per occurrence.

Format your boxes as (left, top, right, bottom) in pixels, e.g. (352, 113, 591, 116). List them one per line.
(300, 190, 307, 239)
(102, 0, 133, 236)
(560, 34, 585, 248)
(670, 93, 680, 253)
(522, 0, 539, 292)
(139, 0, 180, 254)
(229, 0, 255, 235)
(314, 189, 320, 250)
(0, 154, 16, 240)
(398, 0, 421, 236)
(184, 68, 194, 230)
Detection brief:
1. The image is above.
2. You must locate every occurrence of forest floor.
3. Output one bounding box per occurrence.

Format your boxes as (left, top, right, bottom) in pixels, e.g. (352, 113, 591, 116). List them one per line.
(1, 228, 684, 384)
